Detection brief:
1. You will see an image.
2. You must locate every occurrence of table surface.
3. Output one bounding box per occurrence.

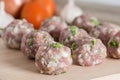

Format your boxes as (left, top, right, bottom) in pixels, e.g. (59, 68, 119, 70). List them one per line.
(1, 39, 120, 80)
(1, 1, 120, 80)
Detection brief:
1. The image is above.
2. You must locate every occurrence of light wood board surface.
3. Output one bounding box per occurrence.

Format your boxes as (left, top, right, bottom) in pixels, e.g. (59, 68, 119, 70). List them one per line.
(1, 1, 120, 80)
(1, 39, 120, 80)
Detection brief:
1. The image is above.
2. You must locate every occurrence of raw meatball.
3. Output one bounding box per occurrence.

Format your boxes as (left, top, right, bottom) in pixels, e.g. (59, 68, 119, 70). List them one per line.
(40, 16, 68, 41)
(90, 22, 120, 46)
(1, 19, 34, 49)
(73, 14, 100, 32)
(35, 42, 72, 75)
(107, 32, 120, 59)
(59, 26, 89, 47)
(21, 30, 54, 59)
(71, 37, 107, 66)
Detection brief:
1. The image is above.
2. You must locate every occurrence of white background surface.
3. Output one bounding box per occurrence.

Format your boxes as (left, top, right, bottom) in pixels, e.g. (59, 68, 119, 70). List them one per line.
(77, 0, 120, 6)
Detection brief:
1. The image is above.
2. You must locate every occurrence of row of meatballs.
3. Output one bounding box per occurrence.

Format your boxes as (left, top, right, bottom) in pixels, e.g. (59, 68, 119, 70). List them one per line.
(1, 19, 73, 75)
(1, 14, 120, 75)
(40, 14, 120, 59)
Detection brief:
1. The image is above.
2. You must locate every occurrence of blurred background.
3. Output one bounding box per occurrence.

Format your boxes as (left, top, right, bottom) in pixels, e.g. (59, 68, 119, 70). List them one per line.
(77, 0, 120, 6)
(1, 0, 120, 31)
(56, 0, 120, 25)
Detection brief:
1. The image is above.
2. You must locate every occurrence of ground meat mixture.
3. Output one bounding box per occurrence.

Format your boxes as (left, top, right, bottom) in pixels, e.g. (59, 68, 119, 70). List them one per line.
(40, 16, 68, 41)
(90, 22, 120, 46)
(21, 30, 54, 59)
(59, 26, 89, 47)
(73, 14, 100, 32)
(107, 32, 120, 59)
(71, 37, 107, 66)
(1, 19, 34, 49)
(35, 42, 73, 75)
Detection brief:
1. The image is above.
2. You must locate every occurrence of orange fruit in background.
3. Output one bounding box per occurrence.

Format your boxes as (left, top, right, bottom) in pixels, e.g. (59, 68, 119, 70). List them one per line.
(21, 1, 48, 29)
(36, 0, 56, 17)
(21, 0, 56, 29)
(4, 0, 32, 18)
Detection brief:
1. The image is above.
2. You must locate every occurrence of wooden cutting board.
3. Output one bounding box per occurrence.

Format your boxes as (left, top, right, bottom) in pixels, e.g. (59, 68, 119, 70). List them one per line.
(1, 39, 120, 80)
(1, 1, 120, 80)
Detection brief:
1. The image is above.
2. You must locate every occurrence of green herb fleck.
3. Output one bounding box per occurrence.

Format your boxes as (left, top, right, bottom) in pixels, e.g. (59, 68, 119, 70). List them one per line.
(71, 54, 74, 58)
(51, 58, 57, 63)
(34, 30, 38, 32)
(61, 71, 66, 74)
(90, 45, 93, 51)
(90, 18, 100, 26)
(71, 42, 77, 50)
(50, 43, 62, 48)
(70, 26, 77, 36)
(59, 42, 64, 45)
(109, 40, 118, 47)
(90, 39, 96, 50)
(67, 36, 71, 40)
(28, 37, 34, 46)
(43, 35, 46, 39)
(91, 39, 96, 45)
(106, 29, 109, 34)
(0, 28, 3, 31)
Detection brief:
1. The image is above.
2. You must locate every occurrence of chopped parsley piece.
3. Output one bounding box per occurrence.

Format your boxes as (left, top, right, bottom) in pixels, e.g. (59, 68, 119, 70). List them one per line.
(34, 30, 38, 32)
(106, 29, 109, 34)
(59, 42, 64, 45)
(90, 45, 93, 51)
(50, 43, 62, 48)
(91, 39, 96, 45)
(67, 36, 71, 40)
(71, 42, 77, 50)
(28, 37, 34, 46)
(51, 58, 57, 63)
(90, 39, 96, 50)
(43, 35, 46, 39)
(90, 18, 100, 26)
(71, 54, 74, 58)
(109, 40, 118, 47)
(61, 71, 66, 74)
(70, 26, 77, 36)
(0, 28, 3, 31)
